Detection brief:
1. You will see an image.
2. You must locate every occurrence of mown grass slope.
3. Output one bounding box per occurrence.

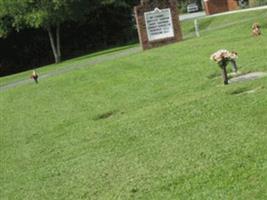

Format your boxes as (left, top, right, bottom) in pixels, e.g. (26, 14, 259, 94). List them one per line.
(0, 10, 267, 199)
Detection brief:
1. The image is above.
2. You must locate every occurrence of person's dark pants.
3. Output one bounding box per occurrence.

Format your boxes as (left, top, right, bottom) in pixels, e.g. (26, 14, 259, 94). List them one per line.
(219, 61, 228, 85)
(230, 60, 238, 73)
(221, 65, 228, 85)
(33, 76, 38, 84)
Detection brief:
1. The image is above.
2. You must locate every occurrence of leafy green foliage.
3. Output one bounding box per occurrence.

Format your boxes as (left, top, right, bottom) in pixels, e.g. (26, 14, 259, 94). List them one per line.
(0, 0, 139, 66)
(0, 0, 138, 34)
(0, 14, 12, 37)
(0, 0, 85, 31)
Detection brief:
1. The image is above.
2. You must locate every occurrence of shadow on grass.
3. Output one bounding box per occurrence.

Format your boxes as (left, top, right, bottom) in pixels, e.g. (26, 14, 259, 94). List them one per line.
(228, 87, 250, 95)
(207, 71, 221, 79)
(93, 111, 117, 120)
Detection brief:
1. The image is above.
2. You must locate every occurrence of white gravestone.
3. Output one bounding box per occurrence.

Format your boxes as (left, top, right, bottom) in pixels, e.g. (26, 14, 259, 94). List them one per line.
(144, 8, 174, 41)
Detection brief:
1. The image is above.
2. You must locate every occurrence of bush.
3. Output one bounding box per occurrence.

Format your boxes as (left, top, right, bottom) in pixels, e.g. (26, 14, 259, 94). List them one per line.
(249, 0, 267, 6)
(177, 1, 188, 14)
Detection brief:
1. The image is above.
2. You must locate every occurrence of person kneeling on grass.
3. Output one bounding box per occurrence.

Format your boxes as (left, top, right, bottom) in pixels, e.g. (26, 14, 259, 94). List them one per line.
(30, 70, 39, 84)
(210, 49, 238, 85)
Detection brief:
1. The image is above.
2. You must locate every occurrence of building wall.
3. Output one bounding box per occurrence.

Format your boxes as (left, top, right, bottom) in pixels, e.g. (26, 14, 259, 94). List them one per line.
(204, 0, 239, 15)
(227, 0, 239, 10)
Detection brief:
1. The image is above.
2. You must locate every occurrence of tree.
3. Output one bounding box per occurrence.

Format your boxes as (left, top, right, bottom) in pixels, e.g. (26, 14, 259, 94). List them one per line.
(0, 1, 13, 38)
(0, 0, 100, 63)
(0, 14, 12, 38)
(0, 0, 138, 64)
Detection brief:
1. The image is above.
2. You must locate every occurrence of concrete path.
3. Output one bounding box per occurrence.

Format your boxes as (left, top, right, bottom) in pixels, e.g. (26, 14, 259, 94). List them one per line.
(179, 11, 206, 21)
(205, 5, 267, 18)
(0, 47, 141, 92)
(179, 5, 267, 21)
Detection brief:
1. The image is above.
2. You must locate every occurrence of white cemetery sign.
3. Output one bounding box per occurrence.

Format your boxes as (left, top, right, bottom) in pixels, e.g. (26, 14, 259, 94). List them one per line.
(144, 8, 174, 41)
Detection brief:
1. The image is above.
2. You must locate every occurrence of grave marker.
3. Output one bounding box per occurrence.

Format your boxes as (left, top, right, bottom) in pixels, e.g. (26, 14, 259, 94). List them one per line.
(134, 0, 182, 50)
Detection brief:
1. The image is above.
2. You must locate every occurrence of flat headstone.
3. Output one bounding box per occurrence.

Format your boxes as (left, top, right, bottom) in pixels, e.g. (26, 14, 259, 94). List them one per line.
(229, 72, 267, 84)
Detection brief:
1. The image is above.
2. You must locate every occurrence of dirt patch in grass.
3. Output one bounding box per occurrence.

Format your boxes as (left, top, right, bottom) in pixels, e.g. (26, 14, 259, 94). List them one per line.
(94, 111, 116, 120)
(228, 87, 251, 95)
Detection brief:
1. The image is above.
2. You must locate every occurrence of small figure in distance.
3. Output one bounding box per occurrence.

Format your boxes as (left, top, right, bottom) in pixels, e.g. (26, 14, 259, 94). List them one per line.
(252, 23, 261, 36)
(30, 70, 39, 84)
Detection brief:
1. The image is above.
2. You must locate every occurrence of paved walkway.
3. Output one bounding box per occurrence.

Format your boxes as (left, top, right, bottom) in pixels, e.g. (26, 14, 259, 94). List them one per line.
(179, 11, 206, 21)
(0, 47, 141, 92)
(205, 5, 267, 18)
(179, 5, 267, 21)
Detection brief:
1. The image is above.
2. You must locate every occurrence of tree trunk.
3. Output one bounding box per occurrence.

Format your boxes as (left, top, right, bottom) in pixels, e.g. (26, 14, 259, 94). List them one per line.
(56, 23, 61, 62)
(47, 26, 61, 64)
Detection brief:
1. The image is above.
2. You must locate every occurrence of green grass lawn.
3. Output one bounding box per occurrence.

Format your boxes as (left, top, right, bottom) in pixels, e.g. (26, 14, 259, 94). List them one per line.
(0, 10, 267, 199)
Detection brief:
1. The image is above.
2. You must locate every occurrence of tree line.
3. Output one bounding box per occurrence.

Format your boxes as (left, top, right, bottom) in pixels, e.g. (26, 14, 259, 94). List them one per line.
(0, 0, 141, 76)
(0, 0, 200, 76)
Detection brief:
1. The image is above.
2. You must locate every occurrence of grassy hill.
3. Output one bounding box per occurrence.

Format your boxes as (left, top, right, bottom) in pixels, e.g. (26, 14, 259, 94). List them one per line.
(0, 10, 267, 199)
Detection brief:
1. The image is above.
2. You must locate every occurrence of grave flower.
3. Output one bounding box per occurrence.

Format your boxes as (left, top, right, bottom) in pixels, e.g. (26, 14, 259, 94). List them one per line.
(210, 49, 238, 85)
(30, 70, 39, 84)
(252, 23, 261, 36)
(210, 49, 238, 65)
